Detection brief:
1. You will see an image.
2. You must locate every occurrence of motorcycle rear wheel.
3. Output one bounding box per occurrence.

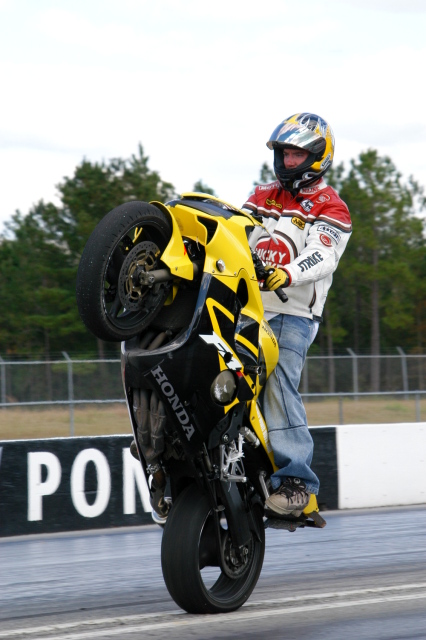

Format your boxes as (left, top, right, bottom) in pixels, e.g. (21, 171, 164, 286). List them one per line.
(76, 201, 172, 342)
(161, 483, 265, 614)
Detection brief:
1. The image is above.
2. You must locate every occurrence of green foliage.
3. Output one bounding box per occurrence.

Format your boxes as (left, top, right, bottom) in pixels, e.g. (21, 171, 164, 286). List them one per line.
(0, 145, 425, 359)
(253, 162, 275, 186)
(0, 203, 88, 355)
(0, 145, 175, 357)
(42, 144, 175, 261)
(327, 150, 426, 354)
(192, 180, 216, 196)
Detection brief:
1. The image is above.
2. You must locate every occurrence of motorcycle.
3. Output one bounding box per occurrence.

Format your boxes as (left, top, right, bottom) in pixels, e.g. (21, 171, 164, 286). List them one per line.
(76, 193, 326, 614)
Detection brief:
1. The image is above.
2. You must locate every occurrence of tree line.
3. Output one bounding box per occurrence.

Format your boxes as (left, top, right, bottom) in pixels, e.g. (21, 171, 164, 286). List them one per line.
(0, 144, 425, 366)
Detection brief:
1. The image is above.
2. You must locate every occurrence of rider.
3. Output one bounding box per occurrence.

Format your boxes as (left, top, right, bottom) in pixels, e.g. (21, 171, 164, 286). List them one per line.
(243, 113, 352, 516)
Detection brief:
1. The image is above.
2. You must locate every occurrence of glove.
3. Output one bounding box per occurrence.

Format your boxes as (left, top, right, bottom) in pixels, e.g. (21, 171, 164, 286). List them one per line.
(265, 267, 289, 291)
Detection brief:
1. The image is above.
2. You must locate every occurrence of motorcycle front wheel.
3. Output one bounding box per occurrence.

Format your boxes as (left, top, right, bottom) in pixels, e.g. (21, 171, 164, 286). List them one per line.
(76, 201, 172, 342)
(161, 483, 265, 614)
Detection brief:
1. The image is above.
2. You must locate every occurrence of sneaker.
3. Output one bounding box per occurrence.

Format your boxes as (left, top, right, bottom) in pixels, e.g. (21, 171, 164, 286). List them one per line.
(265, 477, 310, 516)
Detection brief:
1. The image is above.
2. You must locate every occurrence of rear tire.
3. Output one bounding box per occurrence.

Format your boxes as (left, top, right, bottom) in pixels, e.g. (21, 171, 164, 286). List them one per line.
(161, 483, 265, 614)
(76, 201, 172, 342)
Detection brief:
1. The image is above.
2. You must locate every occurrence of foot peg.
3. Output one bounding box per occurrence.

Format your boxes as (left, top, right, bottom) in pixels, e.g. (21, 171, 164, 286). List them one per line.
(264, 508, 327, 532)
(265, 517, 304, 532)
(305, 510, 327, 528)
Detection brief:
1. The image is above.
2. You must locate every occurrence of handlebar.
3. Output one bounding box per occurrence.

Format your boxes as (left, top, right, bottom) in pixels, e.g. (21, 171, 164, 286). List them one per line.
(251, 251, 288, 304)
(264, 267, 288, 303)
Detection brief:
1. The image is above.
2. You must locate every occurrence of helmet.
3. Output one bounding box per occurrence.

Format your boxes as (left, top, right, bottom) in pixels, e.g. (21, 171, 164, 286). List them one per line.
(267, 113, 335, 192)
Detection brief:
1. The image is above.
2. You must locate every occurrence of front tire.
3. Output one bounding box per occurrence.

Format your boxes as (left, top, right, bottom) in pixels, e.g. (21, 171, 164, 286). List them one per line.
(76, 201, 172, 342)
(161, 484, 265, 614)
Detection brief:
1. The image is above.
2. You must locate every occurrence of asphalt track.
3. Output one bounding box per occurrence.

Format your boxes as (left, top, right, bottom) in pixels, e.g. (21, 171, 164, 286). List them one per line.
(1, 506, 426, 639)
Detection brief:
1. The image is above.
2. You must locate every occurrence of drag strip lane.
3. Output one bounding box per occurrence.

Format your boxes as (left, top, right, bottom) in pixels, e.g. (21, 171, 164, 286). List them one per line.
(1, 506, 426, 639)
(2, 583, 426, 640)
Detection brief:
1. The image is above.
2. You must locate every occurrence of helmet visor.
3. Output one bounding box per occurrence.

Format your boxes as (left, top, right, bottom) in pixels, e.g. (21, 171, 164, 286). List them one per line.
(266, 121, 323, 151)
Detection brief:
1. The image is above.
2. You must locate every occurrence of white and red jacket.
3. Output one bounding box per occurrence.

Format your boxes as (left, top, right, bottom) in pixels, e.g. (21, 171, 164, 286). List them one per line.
(243, 179, 352, 320)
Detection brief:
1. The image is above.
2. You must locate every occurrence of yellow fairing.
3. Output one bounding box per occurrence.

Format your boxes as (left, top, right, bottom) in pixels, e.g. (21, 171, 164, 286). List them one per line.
(150, 201, 194, 280)
(169, 201, 258, 279)
(205, 219, 256, 278)
(249, 402, 277, 470)
(259, 319, 279, 376)
(153, 195, 282, 471)
(165, 203, 209, 246)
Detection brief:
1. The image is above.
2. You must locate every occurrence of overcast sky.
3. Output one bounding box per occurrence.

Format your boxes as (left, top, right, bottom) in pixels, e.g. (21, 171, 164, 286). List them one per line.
(1, 0, 426, 232)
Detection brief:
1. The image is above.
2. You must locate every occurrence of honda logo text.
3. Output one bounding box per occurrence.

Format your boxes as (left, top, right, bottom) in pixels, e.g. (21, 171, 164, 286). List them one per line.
(151, 365, 195, 440)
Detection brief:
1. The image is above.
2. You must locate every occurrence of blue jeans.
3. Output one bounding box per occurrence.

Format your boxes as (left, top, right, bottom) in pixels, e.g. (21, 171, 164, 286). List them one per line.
(261, 314, 320, 494)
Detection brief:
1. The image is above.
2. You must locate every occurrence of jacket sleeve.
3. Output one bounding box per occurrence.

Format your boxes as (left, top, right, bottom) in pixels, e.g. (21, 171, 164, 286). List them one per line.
(241, 192, 258, 214)
(283, 207, 352, 287)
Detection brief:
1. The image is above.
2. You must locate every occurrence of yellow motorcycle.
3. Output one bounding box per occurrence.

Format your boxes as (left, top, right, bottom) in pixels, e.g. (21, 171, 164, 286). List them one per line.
(76, 194, 326, 614)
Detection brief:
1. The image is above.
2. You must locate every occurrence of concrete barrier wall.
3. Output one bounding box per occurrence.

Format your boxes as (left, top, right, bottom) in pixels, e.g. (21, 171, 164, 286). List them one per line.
(0, 436, 153, 537)
(1, 424, 424, 537)
(336, 422, 426, 509)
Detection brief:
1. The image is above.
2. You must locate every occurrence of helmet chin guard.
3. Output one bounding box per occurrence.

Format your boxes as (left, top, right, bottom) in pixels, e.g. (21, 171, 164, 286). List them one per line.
(267, 113, 335, 192)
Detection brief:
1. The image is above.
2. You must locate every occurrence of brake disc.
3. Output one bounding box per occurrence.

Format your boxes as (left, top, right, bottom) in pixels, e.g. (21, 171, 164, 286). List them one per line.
(118, 241, 161, 310)
(220, 531, 253, 579)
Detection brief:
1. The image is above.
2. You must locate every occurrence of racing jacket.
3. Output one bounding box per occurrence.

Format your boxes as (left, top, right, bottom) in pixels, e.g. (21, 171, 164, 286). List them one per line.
(243, 179, 352, 320)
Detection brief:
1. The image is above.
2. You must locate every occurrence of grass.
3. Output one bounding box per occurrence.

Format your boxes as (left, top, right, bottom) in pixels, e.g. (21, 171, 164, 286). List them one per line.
(0, 398, 424, 441)
(0, 404, 131, 440)
(305, 397, 425, 426)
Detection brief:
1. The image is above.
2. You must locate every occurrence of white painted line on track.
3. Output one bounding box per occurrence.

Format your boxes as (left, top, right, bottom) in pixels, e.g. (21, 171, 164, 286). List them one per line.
(0, 611, 182, 639)
(250, 580, 426, 606)
(3, 583, 426, 639)
(24, 593, 426, 640)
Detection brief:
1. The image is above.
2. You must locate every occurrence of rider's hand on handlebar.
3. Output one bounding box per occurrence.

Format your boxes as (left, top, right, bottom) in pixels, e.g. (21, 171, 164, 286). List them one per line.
(265, 267, 289, 291)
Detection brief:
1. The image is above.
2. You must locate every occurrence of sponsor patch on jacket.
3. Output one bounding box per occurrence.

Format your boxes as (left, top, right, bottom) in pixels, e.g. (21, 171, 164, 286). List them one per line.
(257, 181, 280, 191)
(320, 234, 332, 247)
(291, 216, 305, 230)
(316, 193, 331, 203)
(265, 198, 282, 209)
(300, 199, 314, 213)
(300, 185, 321, 194)
(297, 251, 323, 272)
(316, 224, 341, 244)
(255, 244, 290, 267)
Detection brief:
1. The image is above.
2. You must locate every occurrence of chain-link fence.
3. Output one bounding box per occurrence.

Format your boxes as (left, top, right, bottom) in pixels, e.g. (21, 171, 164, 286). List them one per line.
(301, 351, 426, 396)
(0, 354, 125, 438)
(1, 351, 426, 437)
(0, 354, 124, 406)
